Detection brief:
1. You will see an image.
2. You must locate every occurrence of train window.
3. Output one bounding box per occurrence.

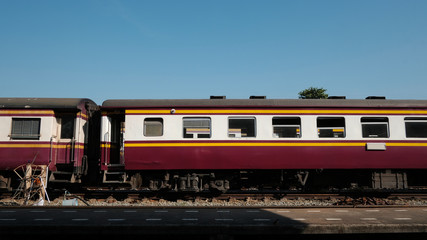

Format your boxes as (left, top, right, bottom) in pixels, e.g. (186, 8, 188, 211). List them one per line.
(361, 117, 389, 138)
(272, 117, 301, 138)
(405, 117, 427, 138)
(228, 117, 256, 138)
(144, 118, 163, 137)
(183, 117, 211, 138)
(317, 117, 345, 138)
(60, 116, 75, 139)
(10, 118, 41, 140)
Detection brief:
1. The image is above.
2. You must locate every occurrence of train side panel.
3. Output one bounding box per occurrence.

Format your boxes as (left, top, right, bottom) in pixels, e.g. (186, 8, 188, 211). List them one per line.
(121, 113, 427, 170)
(100, 99, 427, 190)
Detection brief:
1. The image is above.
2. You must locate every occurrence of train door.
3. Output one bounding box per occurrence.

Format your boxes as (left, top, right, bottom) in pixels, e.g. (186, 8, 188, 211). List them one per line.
(108, 115, 125, 165)
(55, 114, 76, 166)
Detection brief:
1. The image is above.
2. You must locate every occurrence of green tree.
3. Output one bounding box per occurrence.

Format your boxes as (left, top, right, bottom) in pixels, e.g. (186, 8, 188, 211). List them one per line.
(298, 87, 328, 99)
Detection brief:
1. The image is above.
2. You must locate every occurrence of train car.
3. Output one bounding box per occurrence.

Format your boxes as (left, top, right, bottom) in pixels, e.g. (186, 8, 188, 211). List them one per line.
(0, 98, 99, 189)
(100, 97, 427, 192)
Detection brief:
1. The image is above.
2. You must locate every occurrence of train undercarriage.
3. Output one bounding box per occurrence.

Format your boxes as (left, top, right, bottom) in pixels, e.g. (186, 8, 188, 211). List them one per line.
(101, 169, 427, 193)
(2, 168, 425, 194)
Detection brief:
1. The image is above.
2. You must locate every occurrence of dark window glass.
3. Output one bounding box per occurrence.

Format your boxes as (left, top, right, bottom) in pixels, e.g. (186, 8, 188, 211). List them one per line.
(317, 117, 345, 138)
(229, 118, 256, 138)
(361, 117, 389, 138)
(183, 118, 211, 138)
(405, 117, 427, 138)
(273, 117, 301, 138)
(60, 116, 75, 139)
(144, 118, 163, 136)
(11, 118, 41, 140)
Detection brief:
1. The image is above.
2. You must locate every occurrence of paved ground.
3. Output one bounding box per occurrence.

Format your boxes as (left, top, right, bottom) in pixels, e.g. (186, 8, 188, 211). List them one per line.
(0, 206, 426, 239)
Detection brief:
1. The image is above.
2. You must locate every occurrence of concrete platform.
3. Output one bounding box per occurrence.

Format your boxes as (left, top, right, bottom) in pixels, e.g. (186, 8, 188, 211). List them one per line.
(0, 206, 426, 239)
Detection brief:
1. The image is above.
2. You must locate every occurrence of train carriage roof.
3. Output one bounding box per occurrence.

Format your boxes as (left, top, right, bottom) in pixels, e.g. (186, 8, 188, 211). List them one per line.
(0, 98, 98, 111)
(102, 99, 427, 109)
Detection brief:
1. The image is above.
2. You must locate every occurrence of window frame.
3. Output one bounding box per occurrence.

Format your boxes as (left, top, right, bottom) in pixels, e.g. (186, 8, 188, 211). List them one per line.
(143, 118, 164, 137)
(361, 117, 390, 138)
(404, 117, 427, 138)
(59, 115, 75, 140)
(228, 117, 257, 138)
(317, 117, 346, 138)
(272, 117, 301, 138)
(10, 118, 41, 140)
(183, 117, 211, 139)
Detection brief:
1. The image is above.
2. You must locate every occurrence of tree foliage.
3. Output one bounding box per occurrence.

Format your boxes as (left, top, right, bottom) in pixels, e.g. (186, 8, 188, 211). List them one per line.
(298, 87, 328, 99)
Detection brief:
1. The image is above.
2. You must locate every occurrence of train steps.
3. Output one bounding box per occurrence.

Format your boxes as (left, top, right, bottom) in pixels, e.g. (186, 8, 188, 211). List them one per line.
(49, 164, 77, 183)
(49, 171, 77, 183)
(103, 164, 127, 183)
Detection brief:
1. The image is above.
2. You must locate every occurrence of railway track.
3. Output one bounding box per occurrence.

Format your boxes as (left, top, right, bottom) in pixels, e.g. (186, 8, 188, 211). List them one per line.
(2, 186, 427, 207)
(58, 188, 427, 205)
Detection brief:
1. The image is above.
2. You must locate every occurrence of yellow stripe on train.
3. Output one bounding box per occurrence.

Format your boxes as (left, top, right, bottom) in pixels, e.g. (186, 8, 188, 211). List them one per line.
(126, 109, 427, 115)
(0, 110, 54, 115)
(0, 144, 85, 149)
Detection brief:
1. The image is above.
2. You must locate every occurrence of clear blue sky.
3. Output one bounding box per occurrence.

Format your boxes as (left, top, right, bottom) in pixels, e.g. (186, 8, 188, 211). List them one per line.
(1, 0, 426, 104)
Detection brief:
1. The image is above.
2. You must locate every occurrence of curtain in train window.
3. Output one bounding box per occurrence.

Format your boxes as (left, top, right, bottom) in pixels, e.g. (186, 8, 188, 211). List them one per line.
(273, 117, 301, 138)
(11, 118, 41, 140)
(317, 117, 345, 138)
(183, 117, 211, 138)
(144, 118, 163, 137)
(405, 117, 427, 138)
(361, 117, 389, 138)
(228, 117, 256, 138)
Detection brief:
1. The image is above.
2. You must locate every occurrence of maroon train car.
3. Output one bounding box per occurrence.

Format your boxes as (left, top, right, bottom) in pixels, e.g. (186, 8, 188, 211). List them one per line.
(0, 98, 98, 189)
(100, 97, 427, 192)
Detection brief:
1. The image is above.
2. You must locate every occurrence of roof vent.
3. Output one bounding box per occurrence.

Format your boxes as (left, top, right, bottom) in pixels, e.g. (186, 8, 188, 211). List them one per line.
(249, 96, 266, 99)
(328, 96, 346, 99)
(210, 96, 226, 99)
(366, 96, 386, 100)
